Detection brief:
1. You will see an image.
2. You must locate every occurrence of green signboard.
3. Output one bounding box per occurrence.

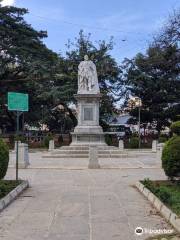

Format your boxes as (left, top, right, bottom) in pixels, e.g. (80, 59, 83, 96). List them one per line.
(8, 92, 29, 112)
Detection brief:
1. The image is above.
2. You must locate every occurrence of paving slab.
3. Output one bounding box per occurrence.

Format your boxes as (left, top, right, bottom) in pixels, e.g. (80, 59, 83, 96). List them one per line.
(0, 151, 174, 240)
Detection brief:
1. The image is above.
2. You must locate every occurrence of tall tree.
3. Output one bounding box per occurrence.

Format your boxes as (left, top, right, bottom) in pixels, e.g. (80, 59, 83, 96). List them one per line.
(0, 3, 58, 131)
(121, 9, 180, 132)
(0, 4, 121, 133)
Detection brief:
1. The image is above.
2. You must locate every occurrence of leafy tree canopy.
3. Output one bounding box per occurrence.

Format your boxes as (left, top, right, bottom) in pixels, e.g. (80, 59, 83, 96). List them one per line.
(121, 9, 180, 132)
(0, 3, 121, 132)
(0, 2, 58, 131)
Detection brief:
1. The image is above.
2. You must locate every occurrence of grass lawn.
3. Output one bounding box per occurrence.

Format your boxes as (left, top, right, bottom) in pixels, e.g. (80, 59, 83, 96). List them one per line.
(0, 180, 22, 199)
(142, 179, 180, 216)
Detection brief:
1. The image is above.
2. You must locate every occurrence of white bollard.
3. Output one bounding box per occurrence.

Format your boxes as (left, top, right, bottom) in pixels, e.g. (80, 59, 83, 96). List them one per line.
(156, 143, 165, 167)
(13, 141, 21, 153)
(48, 140, 55, 152)
(18, 143, 29, 168)
(88, 146, 100, 169)
(152, 140, 157, 153)
(119, 140, 124, 151)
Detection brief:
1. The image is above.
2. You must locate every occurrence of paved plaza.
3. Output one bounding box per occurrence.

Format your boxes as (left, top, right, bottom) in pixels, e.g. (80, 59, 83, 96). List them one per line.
(9, 150, 160, 169)
(0, 151, 173, 240)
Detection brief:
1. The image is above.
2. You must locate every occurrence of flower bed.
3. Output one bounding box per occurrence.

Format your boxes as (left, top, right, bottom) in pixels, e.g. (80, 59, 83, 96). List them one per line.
(0, 180, 29, 212)
(0, 180, 21, 199)
(142, 179, 180, 216)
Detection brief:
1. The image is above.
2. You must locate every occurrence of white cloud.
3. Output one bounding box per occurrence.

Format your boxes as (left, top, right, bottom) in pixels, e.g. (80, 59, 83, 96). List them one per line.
(1, 0, 15, 6)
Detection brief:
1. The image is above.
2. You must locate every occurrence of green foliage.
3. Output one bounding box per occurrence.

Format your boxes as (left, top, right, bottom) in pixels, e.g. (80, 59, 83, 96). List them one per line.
(45, 108, 74, 133)
(162, 136, 180, 179)
(9, 135, 15, 146)
(156, 186, 172, 204)
(158, 134, 168, 143)
(129, 137, 139, 148)
(0, 7, 121, 132)
(105, 134, 113, 146)
(15, 135, 26, 143)
(170, 121, 180, 136)
(142, 179, 180, 215)
(132, 132, 139, 137)
(158, 136, 167, 143)
(142, 178, 155, 192)
(43, 134, 53, 148)
(121, 9, 180, 132)
(143, 179, 171, 203)
(0, 4, 58, 130)
(58, 30, 121, 123)
(0, 139, 9, 180)
(0, 180, 21, 199)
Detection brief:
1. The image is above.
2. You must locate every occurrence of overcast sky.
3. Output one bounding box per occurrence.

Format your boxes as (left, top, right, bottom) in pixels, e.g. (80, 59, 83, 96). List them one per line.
(2, 0, 180, 63)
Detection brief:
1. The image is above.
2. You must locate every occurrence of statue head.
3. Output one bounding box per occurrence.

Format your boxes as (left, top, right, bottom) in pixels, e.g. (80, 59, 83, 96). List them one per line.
(84, 55, 89, 61)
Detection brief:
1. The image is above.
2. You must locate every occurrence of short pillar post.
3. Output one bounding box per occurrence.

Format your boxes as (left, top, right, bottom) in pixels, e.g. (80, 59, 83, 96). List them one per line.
(88, 146, 100, 169)
(18, 143, 29, 168)
(14, 140, 21, 153)
(49, 140, 55, 152)
(156, 143, 164, 167)
(152, 140, 157, 153)
(119, 140, 124, 151)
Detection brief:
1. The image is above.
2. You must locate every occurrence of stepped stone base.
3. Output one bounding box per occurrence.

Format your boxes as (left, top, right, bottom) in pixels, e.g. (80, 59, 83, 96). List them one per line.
(42, 145, 154, 159)
(71, 132, 106, 146)
(71, 93, 107, 146)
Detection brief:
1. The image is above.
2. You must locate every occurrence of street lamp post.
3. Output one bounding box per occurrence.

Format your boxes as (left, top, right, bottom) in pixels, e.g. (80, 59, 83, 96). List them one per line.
(129, 97, 142, 149)
(138, 103, 141, 148)
(135, 97, 142, 149)
(41, 105, 44, 131)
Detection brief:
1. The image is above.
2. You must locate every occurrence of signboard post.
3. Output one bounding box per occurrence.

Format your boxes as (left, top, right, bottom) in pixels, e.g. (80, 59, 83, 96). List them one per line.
(8, 92, 29, 181)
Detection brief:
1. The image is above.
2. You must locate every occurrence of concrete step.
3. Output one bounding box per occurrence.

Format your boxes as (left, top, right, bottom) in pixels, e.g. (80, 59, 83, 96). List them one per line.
(42, 154, 88, 158)
(52, 150, 89, 154)
(98, 150, 124, 154)
(43, 153, 129, 158)
(58, 146, 117, 150)
(43, 152, 154, 159)
(52, 150, 124, 155)
(98, 154, 128, 158)
(60, 146, 89, 150)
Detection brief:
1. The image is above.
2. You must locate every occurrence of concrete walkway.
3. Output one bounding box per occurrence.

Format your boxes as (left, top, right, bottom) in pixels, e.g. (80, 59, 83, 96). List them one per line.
(9, 150, 160, 169)
(0, 165, 172, 240)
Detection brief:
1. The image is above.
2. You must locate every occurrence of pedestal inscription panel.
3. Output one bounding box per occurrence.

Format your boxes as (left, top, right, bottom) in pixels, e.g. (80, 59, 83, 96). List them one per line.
(84, 107, 93, 121)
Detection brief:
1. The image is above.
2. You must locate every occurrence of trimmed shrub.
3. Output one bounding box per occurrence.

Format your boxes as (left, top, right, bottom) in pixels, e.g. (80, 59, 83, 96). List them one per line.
(142, 178, 155, 192)
(105, 135, 113, 146)
(15, 135, 26, 143)
(129, 137, 139, 148)
(159, 134, 168, 143)
(0, 139, 9, 180)
(132, 132, 139, 137)
(162, 136, 180, 179)
(43, 134, 53, 148)
(170, 121, 180, 136)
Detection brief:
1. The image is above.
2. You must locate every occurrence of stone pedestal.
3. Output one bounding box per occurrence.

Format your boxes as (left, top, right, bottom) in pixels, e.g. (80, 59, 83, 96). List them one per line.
(119, 140, 124, 151)
(71, 94, 106, 146)
(49, 140, 55, 152)
(152, 140, 157, 153)
(88, 146, 100, 169)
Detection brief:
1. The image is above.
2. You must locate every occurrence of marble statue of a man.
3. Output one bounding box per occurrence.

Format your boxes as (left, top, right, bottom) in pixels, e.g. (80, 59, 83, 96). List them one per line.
(78, 55, 100, 94)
